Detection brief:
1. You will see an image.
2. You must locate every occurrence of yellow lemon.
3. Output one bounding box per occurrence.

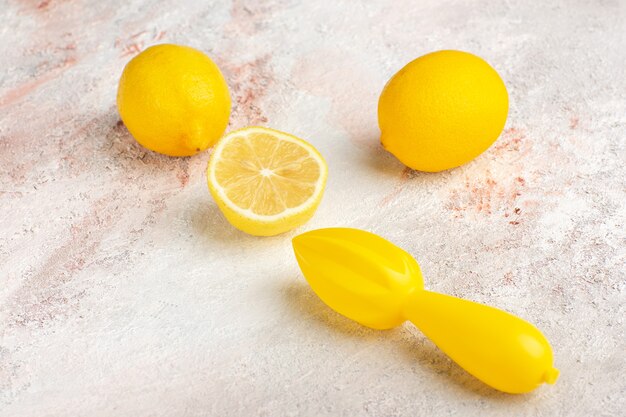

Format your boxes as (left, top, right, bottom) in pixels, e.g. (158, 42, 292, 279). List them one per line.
(378, 50, 508, 172)
(117, 44, 231, 156)
(207, 127, 328, 236)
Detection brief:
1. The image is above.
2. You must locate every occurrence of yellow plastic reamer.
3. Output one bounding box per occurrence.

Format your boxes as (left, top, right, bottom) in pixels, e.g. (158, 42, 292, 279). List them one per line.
(292, 227, 559, 394)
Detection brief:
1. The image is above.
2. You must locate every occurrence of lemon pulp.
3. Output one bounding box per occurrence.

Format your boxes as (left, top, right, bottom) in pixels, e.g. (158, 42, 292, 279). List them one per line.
(207, 127, 327, 236)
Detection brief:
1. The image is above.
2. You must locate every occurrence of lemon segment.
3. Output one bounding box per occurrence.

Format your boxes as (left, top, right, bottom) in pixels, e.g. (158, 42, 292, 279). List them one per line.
(117, 44, 231, 156)
(207, 127, 327, 236)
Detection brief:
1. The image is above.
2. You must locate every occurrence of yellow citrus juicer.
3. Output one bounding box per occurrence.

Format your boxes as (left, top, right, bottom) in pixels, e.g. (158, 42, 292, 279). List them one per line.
(292, 227, 559, 394)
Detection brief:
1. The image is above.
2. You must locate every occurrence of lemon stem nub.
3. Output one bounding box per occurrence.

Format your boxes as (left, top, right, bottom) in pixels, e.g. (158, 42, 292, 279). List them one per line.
(544, 368, 560, 385)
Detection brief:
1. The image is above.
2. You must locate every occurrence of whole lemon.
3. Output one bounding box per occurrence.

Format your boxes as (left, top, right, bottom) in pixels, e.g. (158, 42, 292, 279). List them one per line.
(117, 44, 231, 156)
(378, 50, 508, 172)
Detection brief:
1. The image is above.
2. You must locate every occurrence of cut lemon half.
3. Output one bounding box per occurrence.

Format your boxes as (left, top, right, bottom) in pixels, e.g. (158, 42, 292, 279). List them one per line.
(207, 127, 328, 236)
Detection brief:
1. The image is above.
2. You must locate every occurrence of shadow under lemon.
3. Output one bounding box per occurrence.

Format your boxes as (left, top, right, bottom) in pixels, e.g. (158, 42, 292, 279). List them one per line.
(186, 191, 301, 246)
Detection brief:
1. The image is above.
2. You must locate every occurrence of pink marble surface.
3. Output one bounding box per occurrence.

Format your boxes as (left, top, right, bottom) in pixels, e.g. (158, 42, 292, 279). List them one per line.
(1, 1, 625, 416)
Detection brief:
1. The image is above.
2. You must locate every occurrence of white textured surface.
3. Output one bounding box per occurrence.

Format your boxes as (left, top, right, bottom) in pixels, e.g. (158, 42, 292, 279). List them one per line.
(1, 1, 625, 416)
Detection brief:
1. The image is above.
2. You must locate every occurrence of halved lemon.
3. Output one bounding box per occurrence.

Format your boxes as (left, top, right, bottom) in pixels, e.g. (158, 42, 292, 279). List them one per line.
(207, 127, 328, 236)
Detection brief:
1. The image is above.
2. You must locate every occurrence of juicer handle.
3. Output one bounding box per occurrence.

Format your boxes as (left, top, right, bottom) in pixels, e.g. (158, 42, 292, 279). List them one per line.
(403, 290, 558, 394)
